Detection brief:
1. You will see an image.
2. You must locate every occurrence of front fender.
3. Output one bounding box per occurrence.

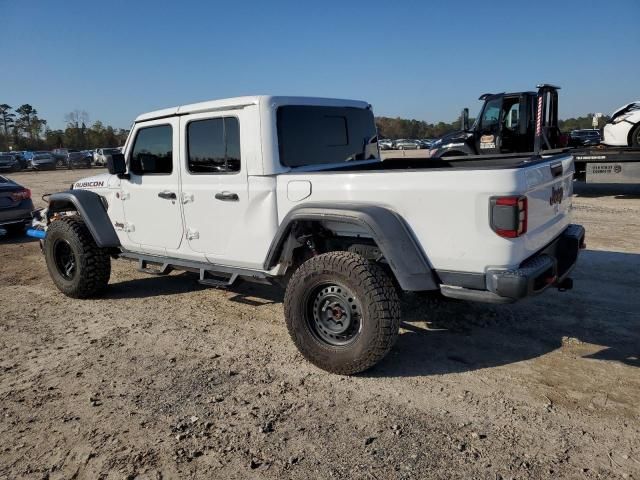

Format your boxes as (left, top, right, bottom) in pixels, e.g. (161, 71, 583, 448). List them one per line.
(265, 203, 437, 291)
(47, 190, 120, 248)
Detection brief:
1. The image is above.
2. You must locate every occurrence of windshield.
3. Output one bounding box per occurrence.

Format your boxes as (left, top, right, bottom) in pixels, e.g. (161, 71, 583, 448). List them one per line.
(104, 148, 120, 154)
(277, 106, 379, 167)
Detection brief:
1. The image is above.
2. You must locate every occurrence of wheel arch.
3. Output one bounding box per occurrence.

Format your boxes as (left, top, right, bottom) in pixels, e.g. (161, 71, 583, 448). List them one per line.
(627, 121, 640, 146)
(264, 203, 438, 291)
(47, 190, 120, 248)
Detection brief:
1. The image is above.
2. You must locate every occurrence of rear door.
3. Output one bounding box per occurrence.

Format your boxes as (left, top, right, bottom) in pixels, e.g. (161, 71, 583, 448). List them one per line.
(120, 118, 184, 255)
(179, 111, 248, 261)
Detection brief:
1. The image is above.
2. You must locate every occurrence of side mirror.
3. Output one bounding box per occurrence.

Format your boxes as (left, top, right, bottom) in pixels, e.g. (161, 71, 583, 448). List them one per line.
(461, 108, 470, 131)
(107, 153, 126, 175)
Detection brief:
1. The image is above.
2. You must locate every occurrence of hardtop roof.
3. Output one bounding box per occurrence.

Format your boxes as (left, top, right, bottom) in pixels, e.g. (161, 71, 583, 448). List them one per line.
(135, 95, 371, 122)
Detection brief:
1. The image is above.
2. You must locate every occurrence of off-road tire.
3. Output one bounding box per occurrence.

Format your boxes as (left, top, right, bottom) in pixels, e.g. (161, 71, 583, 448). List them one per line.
(44, 216, 111, 298)
(284, 251, 401, 375)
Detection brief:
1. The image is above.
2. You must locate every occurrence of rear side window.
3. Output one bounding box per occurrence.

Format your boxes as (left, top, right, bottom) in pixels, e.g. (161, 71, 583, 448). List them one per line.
(187, 117, 241, 173)
(277, 106, 379, 167)
(130, 125, 173, 175)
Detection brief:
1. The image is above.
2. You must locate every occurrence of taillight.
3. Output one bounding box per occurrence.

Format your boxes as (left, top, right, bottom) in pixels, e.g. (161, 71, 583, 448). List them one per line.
(10, 188, 31, 202)
(490, 196, 527, 238)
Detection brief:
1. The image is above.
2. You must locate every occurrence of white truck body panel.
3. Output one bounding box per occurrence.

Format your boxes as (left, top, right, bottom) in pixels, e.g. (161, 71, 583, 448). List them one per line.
(70, 95, 577, 278)
(276, 156, 574, 273)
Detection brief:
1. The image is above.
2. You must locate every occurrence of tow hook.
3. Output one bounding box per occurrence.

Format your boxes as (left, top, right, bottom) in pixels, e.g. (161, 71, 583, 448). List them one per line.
(557, 277, 573, 292)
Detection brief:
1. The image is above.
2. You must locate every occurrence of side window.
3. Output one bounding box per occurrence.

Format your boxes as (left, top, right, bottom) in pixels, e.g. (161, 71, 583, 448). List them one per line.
(187, 117, 241, 173)
(480, 98, 502, 133)
(130, 125, 173, 175)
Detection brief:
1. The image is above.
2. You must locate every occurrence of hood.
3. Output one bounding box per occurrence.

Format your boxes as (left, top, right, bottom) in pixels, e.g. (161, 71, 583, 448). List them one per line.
(72, 172, 115, 191)
(609, 101, 640, 120)
(430, 130, 472, 148)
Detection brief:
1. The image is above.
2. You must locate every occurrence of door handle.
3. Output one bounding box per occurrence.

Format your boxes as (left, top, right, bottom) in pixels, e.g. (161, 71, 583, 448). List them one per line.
(158, 191, 177, 200)
(215, 192, 239, 201)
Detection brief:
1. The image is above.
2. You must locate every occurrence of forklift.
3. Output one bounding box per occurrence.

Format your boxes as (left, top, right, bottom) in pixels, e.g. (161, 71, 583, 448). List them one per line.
(429, 84, 564, 158)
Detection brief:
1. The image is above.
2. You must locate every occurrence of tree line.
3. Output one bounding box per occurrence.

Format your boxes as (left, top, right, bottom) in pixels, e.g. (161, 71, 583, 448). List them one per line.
(375, 114, 604, 139)
(0, 103, 129, 152)
(0, 102, 604, 151)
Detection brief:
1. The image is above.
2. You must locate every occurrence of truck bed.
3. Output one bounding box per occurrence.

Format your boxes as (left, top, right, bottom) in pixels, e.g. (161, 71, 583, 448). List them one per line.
(273, 153, 575, 275)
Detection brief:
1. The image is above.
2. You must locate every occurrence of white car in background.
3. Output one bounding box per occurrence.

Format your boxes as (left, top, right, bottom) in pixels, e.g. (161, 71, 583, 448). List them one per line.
(602, 101, 640, 147)
(94, 148, 121, 166)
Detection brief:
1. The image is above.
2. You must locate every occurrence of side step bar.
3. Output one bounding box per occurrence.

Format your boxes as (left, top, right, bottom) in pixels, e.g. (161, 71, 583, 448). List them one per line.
(199, 270, 238, 288)
(119, 251, 272, 288)
(137, 258, 173, 275)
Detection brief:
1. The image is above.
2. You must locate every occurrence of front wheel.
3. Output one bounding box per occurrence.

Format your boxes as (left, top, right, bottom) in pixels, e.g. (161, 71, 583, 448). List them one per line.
(44, 217, 111, 298)
(284, 251, 401, 375)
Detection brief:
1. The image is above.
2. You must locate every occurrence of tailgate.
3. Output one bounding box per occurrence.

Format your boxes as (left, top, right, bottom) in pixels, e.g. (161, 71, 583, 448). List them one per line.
(522, 155, 575, 254)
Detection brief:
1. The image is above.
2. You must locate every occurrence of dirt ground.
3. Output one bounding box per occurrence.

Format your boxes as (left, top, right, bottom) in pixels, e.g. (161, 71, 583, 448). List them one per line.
(1, 168, 639, 480)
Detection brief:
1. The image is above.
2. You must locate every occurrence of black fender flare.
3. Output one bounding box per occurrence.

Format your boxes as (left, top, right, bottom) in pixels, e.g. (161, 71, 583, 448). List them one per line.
(47, 190, 120, 248)
(264, 203, 438, 291)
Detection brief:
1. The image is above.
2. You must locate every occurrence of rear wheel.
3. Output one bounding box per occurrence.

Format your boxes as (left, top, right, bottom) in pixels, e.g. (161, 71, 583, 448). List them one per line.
(44, 217, 111, 298)
(284, 251, 401, 375)
(631, 124, 640, 147)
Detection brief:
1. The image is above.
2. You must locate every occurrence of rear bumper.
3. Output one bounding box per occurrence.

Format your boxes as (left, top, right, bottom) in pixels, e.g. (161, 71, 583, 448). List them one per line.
(0, 200, 35, 226)
(439, 224, 585, 304)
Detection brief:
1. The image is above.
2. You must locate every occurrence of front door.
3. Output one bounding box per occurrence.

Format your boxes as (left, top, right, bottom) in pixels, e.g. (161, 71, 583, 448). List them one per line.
(475, 96, 503, 155)
(120, 118, 184, 255)
(179, 111, 248, 261)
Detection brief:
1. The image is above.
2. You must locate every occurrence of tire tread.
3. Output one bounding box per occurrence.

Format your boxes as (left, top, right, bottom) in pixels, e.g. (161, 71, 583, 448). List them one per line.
(284, 251, 401, 375)
(45, 216, 110, 298)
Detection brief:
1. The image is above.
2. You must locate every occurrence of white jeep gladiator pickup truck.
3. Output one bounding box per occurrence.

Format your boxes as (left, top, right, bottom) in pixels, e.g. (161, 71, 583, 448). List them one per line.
(34, 95, 585, 374)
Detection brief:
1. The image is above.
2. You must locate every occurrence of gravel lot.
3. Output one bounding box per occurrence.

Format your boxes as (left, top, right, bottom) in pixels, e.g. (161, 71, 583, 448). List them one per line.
(1, 168, 639, 479)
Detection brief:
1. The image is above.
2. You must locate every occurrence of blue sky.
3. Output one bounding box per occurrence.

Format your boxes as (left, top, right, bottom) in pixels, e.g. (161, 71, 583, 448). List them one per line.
(2, 0, 638, 130)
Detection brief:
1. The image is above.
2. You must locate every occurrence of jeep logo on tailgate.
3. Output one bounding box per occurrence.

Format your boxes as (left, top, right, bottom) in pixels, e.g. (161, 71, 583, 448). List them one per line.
(549, 186, 563, 205)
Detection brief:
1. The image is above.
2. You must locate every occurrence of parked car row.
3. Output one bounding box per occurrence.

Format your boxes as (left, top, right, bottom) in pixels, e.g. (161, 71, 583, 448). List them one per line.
(378, 138, 435, 150)
(52, 148, 93, 169)
(94, 147, 122, 166)
(0, 146, 123, 172)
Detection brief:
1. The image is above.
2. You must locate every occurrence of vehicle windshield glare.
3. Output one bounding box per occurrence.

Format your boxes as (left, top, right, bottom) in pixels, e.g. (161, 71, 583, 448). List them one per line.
(277, 106, 379, 167)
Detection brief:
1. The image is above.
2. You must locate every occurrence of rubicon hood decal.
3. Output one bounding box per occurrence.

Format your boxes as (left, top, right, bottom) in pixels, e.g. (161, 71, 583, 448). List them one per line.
(74, 180, 105, 189)
(73, 173, 113, 190)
